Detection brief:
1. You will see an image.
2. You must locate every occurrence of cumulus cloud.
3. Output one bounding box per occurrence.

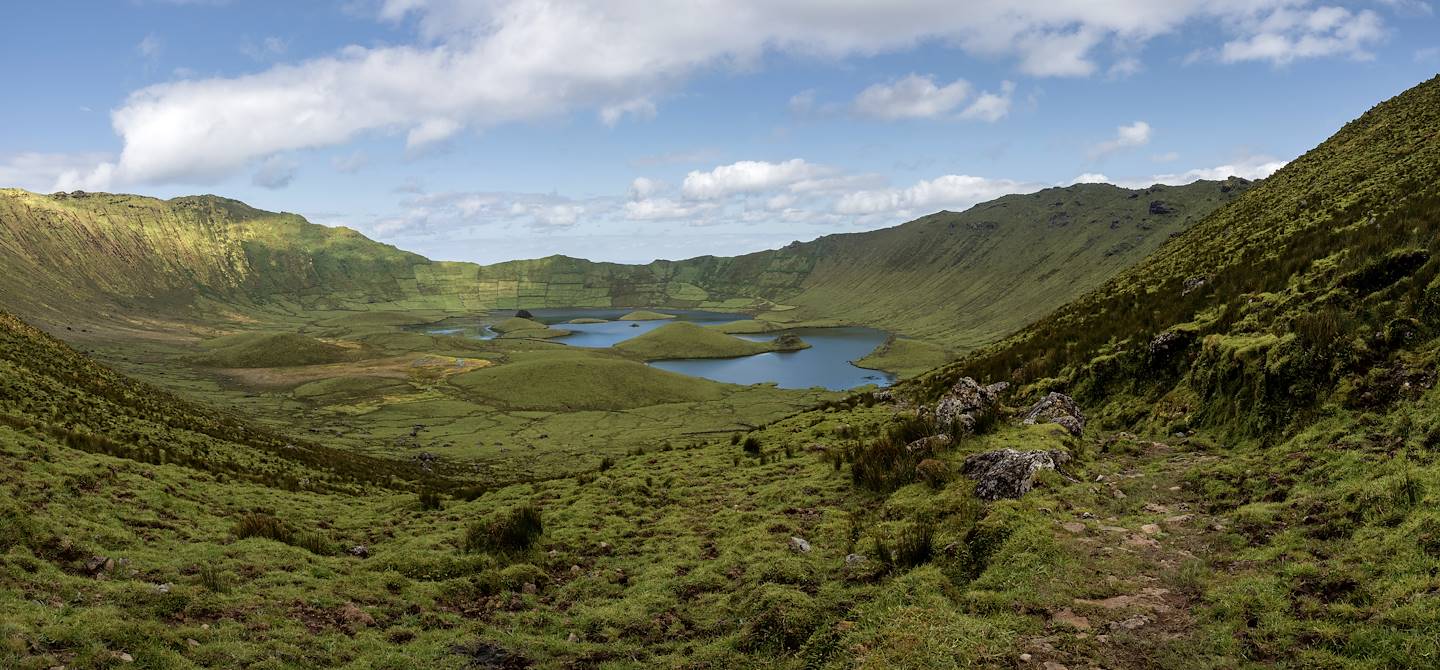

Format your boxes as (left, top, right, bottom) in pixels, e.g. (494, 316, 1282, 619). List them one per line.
(1071, 154, 1289, 188)
(0, 152, 116, 192)
(60, 0, 1381, 190)
(1207, 5, 1386, 65)
(958, 81, 1016, 122)
(682, 159, 828, 199)
(835, 174, 1043, 216)
(241, 36, 289, 61)
(852, 74, 972, 120)
(1090, 121, 1152, 158)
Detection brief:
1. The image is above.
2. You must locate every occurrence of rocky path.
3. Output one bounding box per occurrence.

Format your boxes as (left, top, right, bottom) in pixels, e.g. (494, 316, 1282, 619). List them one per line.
(1017, 441, 1229, 670)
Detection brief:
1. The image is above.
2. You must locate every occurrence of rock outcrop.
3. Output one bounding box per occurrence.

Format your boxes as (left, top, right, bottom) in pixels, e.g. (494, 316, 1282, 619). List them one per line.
(1022, 392, 1086, 436)
(933, 378, 1008, 432)
(962, 449, 1072, 500)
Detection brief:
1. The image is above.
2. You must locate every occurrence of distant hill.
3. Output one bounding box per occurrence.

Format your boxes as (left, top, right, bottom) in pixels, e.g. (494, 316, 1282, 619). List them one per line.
(0, 177, 1248, 356)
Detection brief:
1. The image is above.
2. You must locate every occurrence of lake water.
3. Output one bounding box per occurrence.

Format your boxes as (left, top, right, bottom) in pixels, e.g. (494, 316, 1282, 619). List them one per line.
(416, 308, 895, 390)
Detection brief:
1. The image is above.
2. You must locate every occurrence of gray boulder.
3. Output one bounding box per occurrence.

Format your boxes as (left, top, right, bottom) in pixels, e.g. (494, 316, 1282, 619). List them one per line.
(904, 434, 952, 455)
(934, 378, 1008, 432)
(962, 449, 1071, 500)
(1022, 392, 1086, 436)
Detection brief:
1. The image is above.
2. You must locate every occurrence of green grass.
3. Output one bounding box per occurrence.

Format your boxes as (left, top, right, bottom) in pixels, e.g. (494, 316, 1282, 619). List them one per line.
(616, 309, 676, 321)
(490, 316, 548, 333)
(189, 332, 365, 368)
(612, 321, 807, 360)
(855, 336, 953, 379)
(449, 353, 730, 410)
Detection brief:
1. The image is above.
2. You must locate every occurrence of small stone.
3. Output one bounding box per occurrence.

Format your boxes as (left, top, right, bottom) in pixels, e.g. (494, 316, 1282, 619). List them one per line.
(1140, 524, 1161, 535)
(114, 652, 134, 663)
(844, 553, 867, 566)
(521, 582, 538, 594)
(570, 564, 583, 575)
(1019, 653, 1033, 662)
(598, 541, 613, 554)
(186, 639, 200, 648)
(1051, 608, 1091, 631)
(788, 537, 812, 553)
(1061, 522, 1086, 534)
(1042, 662, 1070, 670)
(348, 545, 370, 559)
(567, 632, 579, 643)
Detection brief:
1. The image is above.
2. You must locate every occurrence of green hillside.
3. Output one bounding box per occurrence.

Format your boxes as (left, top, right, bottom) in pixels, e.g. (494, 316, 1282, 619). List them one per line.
(0, 178, 1246, 358)
(613, 321, 809, 360)
(844, 73, 1440, 666)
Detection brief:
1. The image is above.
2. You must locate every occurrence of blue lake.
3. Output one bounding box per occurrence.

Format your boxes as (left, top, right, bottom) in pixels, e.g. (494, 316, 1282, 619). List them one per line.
(415, 308, 895, 390)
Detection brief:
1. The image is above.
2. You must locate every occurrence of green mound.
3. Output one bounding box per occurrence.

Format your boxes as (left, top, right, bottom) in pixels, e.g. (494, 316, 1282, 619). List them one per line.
(614, 322, 809, 361)
(567, 317, 609, 324)
(497, 327, 571, 340)
(617, 310, 677, 321)
(450, 355, 728, 410)
(491, 316, 549, 333)
(191, 332, 362, 368)
(855, 336, 953, 378)
(292, 376, 408, 400)
(710, 319, 780, 334)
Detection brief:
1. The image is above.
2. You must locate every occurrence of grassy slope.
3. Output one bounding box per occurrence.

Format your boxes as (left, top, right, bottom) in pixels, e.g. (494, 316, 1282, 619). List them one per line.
(848, 74, 1440, 666)
(613, 321, 805, 360)
(1, 179, 1245, 361)
(449, 351, 730, 410)
(190, 332, 364, 368)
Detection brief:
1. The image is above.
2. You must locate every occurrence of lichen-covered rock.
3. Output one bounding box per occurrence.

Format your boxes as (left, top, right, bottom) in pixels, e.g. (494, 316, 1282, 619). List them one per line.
(904, 434, 952, 455)
(962, 449, 1071, 500)
(933, 378, 1008, 431)
(1022, 392, 1086, 436)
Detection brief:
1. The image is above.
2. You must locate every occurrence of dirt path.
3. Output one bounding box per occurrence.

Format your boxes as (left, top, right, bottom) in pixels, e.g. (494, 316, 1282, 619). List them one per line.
(1019, 442, 1230, 670)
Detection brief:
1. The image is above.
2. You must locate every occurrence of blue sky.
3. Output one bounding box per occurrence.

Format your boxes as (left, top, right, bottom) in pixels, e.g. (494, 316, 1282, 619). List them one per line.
(2, 1, 1437, 264)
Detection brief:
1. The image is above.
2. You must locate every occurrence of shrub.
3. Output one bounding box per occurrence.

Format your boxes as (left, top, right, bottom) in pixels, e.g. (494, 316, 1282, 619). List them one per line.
(197, 563, 229, 593)
(419, 490, 443, 511)
(232, 513, 292, 544)
(878, 521, 935, 570)
(741, 435, 761, 456)
(915, 459, 950, 489)
(292, 531, 338, 556)
(464, 505, 544, 555)
(598, 456, 615, 472)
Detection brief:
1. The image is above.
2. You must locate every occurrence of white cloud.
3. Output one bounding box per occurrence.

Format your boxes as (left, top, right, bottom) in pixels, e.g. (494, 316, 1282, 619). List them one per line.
(1076, 154, 1289, 188)
(682, 159, 827, 200)
(1090, 120, 1152, 158)
(251, 154, 298, 189)
(1212, 5, 1386, 65)
(788, 89, 817, 116)
(852, 74, 972, 120)
(62, 0, 1376, 190)
(1147, 156, 1289, 185)
(835, 174, 1043, 216)
(623, 198, 713, 221)
(958, 81, 1016, 122)
(1071, 172, 1111, 184)
(630, 177, 664, 199)
(0, 152, 115, 192)
(599, 98, 657, 126)
(1417, 46, 1440, 62)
